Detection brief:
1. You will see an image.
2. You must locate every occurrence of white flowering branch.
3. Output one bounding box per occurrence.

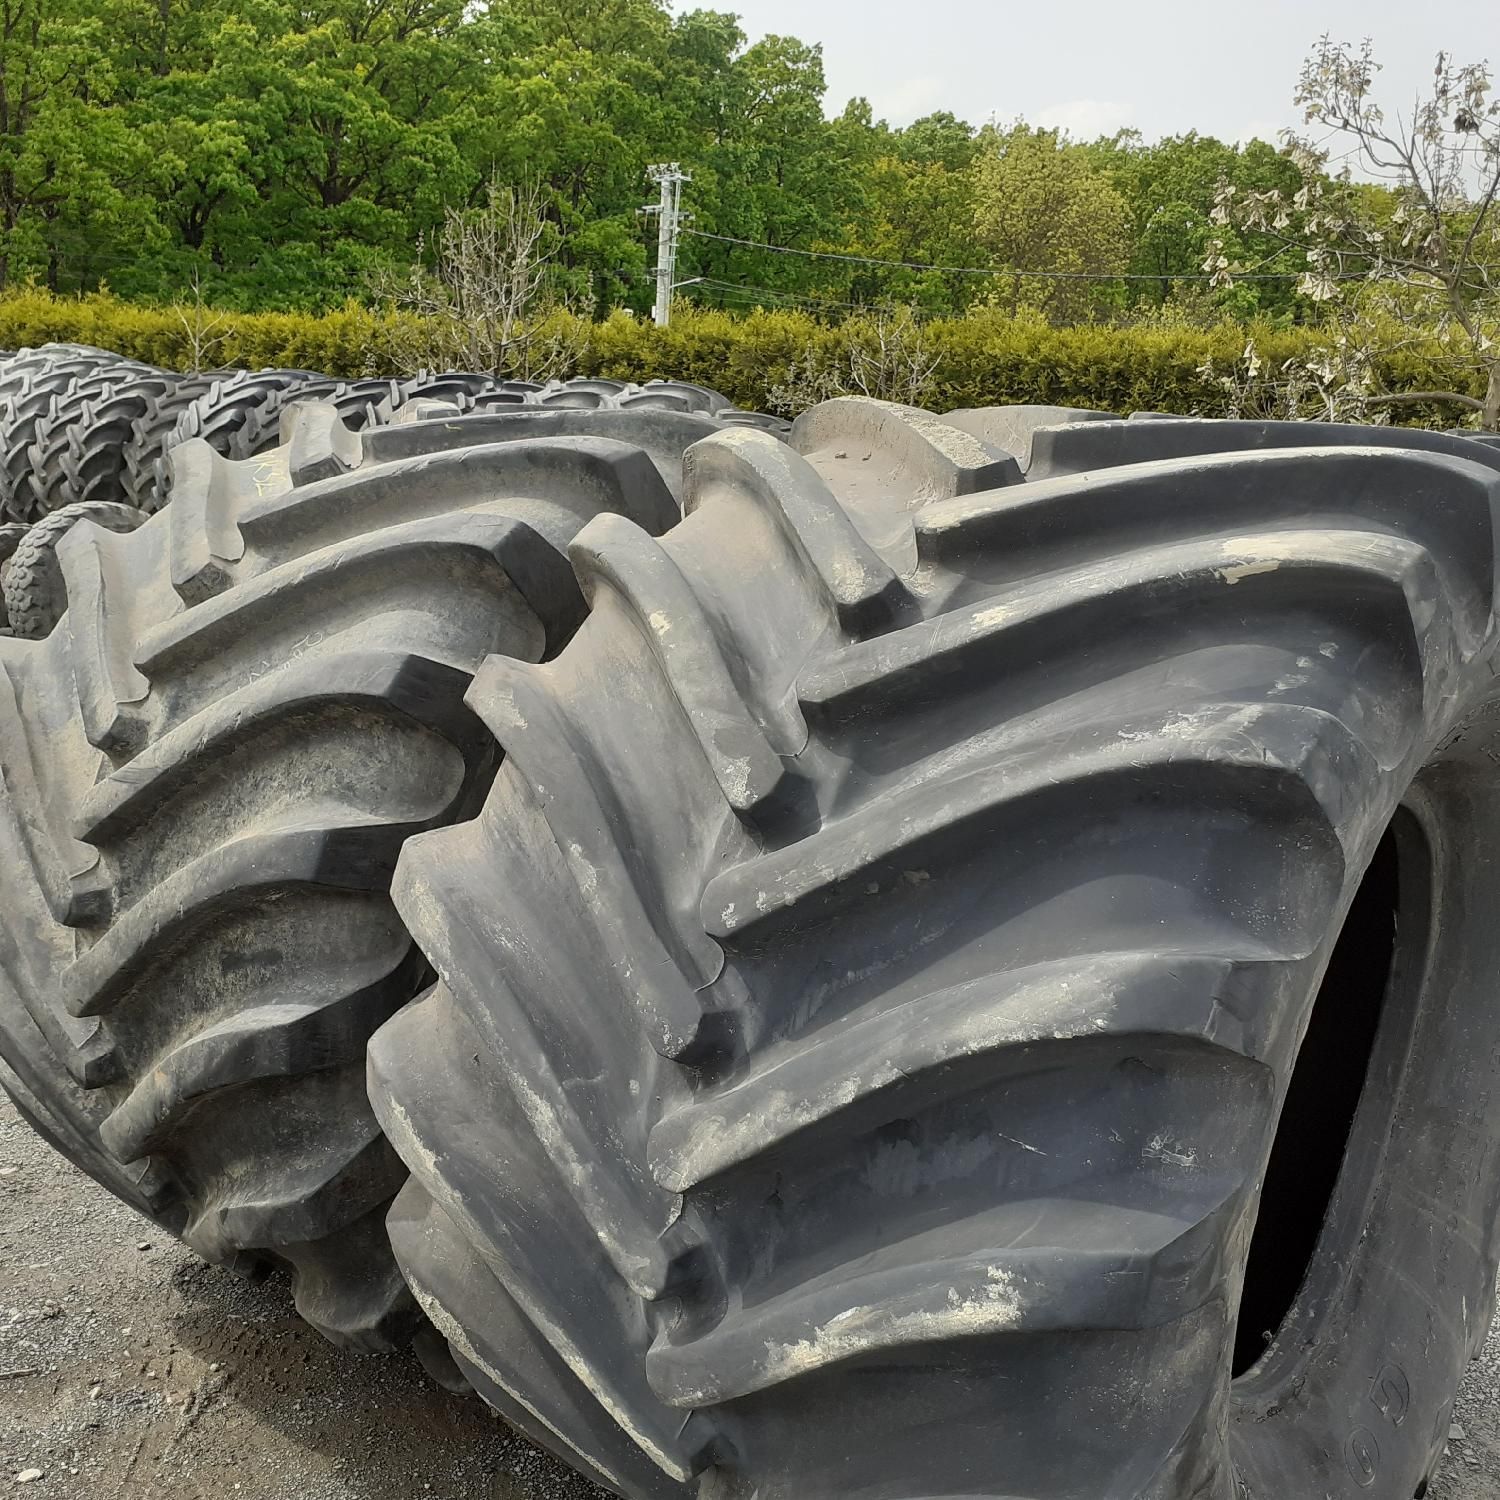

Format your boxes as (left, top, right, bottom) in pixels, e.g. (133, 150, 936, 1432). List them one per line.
(1208, 38, 1500, 429)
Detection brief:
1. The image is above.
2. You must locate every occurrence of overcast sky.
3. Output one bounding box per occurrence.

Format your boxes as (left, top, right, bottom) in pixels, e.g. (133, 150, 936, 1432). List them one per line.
(711, 0, 1497, 144)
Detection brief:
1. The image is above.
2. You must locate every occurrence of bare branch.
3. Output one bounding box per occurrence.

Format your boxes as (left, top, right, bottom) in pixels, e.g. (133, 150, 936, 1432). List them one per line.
(1217, 38, 1500, 429)
(174, 268, 229, 373)
(1359, 389, 1485, 410)
(372, 175, 587, 379)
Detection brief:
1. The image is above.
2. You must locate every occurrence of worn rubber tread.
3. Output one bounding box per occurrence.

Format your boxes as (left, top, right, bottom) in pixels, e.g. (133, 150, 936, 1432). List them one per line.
(0, 401, 688, 1351)
(0, 522, 28, 632)
(0, 354, 151, 521)
(371, 401, 1500, 1498)
(157, 368, 321, 499)
(121, 372, 226, 512)
(228, 377, 346, 459)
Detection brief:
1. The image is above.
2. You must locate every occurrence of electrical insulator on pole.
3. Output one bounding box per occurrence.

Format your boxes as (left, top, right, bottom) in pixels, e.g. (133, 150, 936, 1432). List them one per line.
(643, 163, 691, 328)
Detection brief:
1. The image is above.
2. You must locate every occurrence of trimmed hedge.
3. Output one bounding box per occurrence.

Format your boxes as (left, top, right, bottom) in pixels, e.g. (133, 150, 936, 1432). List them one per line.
(0, 287, 1482, 425)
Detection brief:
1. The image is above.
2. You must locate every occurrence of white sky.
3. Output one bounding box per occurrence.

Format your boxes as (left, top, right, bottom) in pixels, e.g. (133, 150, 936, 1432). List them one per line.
(706, 0, 1499, 143)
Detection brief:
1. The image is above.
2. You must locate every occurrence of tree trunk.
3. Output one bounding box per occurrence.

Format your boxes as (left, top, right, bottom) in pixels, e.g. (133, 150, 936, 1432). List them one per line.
(1484, 362, 1500, 433)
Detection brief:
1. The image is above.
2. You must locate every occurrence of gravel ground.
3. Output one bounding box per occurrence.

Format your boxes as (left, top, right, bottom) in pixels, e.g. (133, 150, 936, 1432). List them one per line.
(0, 1092, 604, 1500)
(1, 1088, 1496, 1498)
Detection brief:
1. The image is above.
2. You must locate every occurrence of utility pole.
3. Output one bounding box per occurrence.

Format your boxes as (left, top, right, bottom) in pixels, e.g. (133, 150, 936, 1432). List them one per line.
(643, 163, 690, 327)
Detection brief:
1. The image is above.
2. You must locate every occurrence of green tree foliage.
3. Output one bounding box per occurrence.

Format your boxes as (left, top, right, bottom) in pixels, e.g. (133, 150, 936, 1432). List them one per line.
(970, 123, 1132, 322)
(1081, 130, 1305, 316)
(0, 0, 1337, 322)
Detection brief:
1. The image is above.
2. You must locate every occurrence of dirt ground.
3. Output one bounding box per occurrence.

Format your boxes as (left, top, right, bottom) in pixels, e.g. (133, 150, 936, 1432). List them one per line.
(2, 1089, 1496, 1499)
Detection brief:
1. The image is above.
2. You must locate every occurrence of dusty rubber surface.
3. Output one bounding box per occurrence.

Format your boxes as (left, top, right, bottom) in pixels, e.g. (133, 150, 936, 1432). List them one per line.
(3, 1038, 1498, 1499)
(367, 407, 1500, 1496)
(0, 1090, 605, 1499)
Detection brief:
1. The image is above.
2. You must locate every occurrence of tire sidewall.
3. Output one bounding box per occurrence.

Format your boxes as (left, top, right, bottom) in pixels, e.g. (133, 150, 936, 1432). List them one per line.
(1230, 722, 1500, 1498)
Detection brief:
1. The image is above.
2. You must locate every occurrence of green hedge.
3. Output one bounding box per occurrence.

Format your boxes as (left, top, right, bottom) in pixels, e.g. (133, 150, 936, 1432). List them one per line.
(0, 287, 1481, 425)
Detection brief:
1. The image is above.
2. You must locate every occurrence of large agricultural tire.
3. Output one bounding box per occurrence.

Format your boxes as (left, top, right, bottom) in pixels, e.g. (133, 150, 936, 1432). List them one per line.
(0, 351, 157, 522)
(368, 399, 1500, 1499)
(121, 371, 228, 512)
(459, 388, 790, 438)
(227, 376, 347, 458)
(368, 372, 515, 423)
(161, 367, 323, 484)
(0, 399, 718, 1351)
(345, 373, 751, 425)
(523, 377, 731, 413)
(387, 398, 791, 468)
(1448, 429, 1500, 451)
(28, 367, 180, 515)
(0, 343, 135, 381)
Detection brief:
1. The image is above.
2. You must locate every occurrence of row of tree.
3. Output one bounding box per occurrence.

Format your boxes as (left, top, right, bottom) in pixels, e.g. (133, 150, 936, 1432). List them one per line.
(0, 0, 1321, 317)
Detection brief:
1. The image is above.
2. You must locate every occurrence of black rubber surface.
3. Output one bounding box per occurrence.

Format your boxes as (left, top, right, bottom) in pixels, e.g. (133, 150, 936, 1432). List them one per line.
(122, 371, 230, 512)
(0, 521, 29, 633)
(160, 368, 324, 490)
(158, 373, 775, 482)
(367, 399, 1500, 1498)
(0, 400, 718, 1351)
(3, 501, 149, 639)
(0, 347, 153, 522)
(28, 368, 180, 516)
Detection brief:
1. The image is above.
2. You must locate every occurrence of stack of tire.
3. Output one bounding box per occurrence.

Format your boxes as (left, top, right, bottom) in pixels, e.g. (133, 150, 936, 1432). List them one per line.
(0, 344, 788, 638)
(3, 364, 1500, 1500)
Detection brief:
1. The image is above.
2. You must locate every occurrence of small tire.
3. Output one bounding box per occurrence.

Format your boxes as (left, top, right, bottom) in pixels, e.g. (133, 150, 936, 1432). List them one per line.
(0, 522, 29, 633)
(2, 502, 149, 638)
(370, 400, 1500, 1497)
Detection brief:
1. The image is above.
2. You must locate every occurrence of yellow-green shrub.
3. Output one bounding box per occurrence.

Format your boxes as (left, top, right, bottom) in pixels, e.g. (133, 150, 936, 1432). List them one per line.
(0, 287, 1483, 425)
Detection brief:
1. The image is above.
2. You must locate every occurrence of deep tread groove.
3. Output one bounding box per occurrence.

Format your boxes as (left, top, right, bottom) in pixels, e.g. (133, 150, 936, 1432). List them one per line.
(0, 400, 705, 1352)
(369, 401, 1500, 1498)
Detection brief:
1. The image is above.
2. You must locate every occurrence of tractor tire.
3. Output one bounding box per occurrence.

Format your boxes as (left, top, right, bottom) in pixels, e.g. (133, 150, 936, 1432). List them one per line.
(1448, 429, 1500, 452)
(711, 410, 792, 436)
(122, 372, 227, 512)
(0, 354, 157, 522)
(228, 377, 347, 459)
(3, 502, 148, 638)
(160, 368, 323, 492)
(0, 344, 134, 383)
(343, 374, 746, 429)
(235, 373, 534, 451)
(360, 399, 757, 482)
(29, 369, 180, 516)
(0, 522, 29, 633)
(0, 401, 725, 1352)
(368, 399, 1500, 1499)
(368, 372, 512, 424)
(524, 377, 730, 413)
(318, 376, 436, 433)
(373, 378, 783, 435)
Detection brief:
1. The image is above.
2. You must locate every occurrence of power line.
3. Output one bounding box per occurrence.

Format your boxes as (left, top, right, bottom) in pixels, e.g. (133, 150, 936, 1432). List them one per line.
(683, 227, 1328, 282)
(688, 275, 900, 315)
